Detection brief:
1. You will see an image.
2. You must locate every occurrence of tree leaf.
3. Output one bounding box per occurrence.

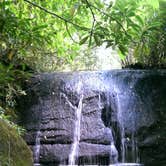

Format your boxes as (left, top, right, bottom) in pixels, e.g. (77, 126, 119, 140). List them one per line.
(79, 36, 89, 45)
(32, 24, 48, 31)
(94, 35, 101, 46)
(135, 15, 144, 26)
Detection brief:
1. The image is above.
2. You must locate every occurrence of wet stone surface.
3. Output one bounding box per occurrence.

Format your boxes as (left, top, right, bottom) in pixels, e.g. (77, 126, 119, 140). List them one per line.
(18, 70, 166, 166)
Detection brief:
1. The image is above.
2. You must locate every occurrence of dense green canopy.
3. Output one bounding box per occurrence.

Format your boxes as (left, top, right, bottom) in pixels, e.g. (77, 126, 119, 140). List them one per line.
(0, 0, 165, 69)
(0, 0, 165, 124)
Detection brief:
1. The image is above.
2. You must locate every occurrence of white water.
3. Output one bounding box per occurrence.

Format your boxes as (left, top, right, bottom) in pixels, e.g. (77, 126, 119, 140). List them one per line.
(110, 142, 119, 164)
(131, 133, 139, 163)
(116, 94, 126, 162)
(105, 93, 119, 164)
(116, 92, 140, 164)
(33, 130, 41, 166)
(110, 163, 143, 166)
(68, 80, 84, 165)
(68, 94, 84, 165)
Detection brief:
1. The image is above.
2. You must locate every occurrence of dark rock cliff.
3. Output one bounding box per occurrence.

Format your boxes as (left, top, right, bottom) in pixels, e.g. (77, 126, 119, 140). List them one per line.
(18, 70, 166, 166)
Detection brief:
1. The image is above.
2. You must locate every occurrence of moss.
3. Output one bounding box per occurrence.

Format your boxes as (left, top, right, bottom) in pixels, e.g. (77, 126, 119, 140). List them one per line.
(0, 119, 33, 166)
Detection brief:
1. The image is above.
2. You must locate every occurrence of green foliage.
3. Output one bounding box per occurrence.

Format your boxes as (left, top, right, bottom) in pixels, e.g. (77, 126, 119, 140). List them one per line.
(0, 0, 165, 130)
(0, 119, 33, 166)
(1, 0, 165, 69)
(0, 60, 29, 130)
(131, 0, 166, 67)
(0, 106, 25, 135)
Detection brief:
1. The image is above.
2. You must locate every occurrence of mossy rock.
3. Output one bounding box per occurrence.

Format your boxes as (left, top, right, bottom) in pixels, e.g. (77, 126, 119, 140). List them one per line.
(0, 119, 33, 166)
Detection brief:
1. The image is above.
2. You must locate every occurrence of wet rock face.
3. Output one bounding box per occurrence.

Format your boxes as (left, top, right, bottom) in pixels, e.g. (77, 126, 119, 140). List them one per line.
(132, 74, 166, 166)
(18, 70, 166, 166)
(102, 71, 166, 166)
(19, 71, 116, 165)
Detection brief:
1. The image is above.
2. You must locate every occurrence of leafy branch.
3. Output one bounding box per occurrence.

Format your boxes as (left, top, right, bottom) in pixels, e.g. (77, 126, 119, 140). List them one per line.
(65, 22, 79, 44)
(24, 0, 90, 31)
(84, 0, 96, 46)
(87, 2, 130, 38)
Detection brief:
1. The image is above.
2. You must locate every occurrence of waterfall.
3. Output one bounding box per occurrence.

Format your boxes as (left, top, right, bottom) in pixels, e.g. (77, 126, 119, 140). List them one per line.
(68, 81, 83, 165)
(105, 92, 119, 164)
(110, 142, 118, 163)
(110, 164, 143, 166)
(116, 91, 141, 165)
(33, 130, 41, 166)
(68, 94, 83, 165)
(116, 93, 126, 162)
(131, 131, 139, 163)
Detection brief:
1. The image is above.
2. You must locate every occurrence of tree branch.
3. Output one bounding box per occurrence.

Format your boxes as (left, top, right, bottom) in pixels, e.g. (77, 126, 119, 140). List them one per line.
(65, 22, 79, 44)
(84, 0, 96, 46)
(24, 0, 90, 31)
(88, 2, 128, 36)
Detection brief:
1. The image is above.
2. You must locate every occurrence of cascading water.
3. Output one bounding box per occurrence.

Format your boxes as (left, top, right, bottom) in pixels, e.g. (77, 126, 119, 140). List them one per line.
(110, 142, 119, 164)
(131, 133, 139, 163)
(105, 93, 119, 164)
(110, 164, 143, 166)
(115, 90, 142, 166)
(103, 89, 143, 166)
(116, 93, 126, 163)
(20, 71, 166, 166)
(33, 130, 41, 166)
(68, 81, 83, 165)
